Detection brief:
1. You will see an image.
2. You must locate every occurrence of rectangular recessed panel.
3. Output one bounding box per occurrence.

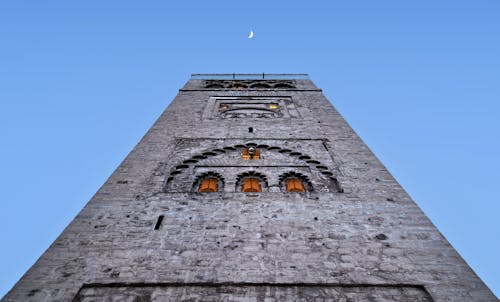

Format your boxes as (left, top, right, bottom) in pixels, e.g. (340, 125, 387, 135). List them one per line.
(202, 97, 301, 120)
(74, 284, 433, 302)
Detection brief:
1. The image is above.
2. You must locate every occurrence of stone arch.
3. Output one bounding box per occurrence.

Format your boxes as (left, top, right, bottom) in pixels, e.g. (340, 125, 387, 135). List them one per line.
(278, 171, 314, 193)
(203, 80, 296, 90)
(192, 172, 225, 193)
(273, 83, 294, 89)
(227, 83, 248, 89)
(235, 171, 269, 192)
(249, 82, 271, 89)
(164, 142, 341, 192)
(205, 83, 224, 89)
(220, 107, 278, 119)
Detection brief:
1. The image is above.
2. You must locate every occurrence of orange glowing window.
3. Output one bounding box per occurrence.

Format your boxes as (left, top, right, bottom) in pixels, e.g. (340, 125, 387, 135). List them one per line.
(198, 177, 218, 193)
(286, 178, 305, 192)
(268, 104, 278, 110)
(242, 178, 262, 192)
(242, 148, 260, 160)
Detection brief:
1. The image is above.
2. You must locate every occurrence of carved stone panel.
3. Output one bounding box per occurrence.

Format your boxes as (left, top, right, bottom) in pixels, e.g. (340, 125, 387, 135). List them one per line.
(204, 79, 296, 89)
(202, 97, 301, 120)
(163, 138, 343, 194)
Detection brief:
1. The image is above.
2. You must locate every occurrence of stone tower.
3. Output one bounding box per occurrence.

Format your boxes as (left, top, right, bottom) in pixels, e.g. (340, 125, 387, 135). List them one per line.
(3, 74, 496, 301)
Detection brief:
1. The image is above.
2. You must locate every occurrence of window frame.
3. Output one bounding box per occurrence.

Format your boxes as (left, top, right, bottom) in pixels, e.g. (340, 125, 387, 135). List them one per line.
(198, 177, 219, 193)
(241, 177, 262, 192)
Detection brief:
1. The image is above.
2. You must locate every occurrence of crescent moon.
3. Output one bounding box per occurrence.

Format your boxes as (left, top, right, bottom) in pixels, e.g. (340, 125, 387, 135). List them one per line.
(248, 30, 254, 39)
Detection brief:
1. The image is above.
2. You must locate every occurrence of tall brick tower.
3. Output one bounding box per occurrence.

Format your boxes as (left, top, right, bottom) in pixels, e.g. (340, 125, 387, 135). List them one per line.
(3, 74, 496, 301)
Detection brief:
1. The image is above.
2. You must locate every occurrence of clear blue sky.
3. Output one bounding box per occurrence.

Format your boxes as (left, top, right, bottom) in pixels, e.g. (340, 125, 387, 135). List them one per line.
(1, 1, 498, 298)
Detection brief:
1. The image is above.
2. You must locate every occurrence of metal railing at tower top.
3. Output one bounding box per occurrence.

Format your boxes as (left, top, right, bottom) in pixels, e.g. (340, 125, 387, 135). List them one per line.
(190, 73, 309, 80)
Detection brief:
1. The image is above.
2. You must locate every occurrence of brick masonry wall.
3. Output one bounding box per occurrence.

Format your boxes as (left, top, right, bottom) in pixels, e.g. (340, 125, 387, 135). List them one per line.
(2, 78, 497, 301)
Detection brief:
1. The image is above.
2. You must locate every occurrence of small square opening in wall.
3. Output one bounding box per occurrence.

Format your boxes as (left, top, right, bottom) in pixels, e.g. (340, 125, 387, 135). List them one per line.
(248, 127, 254, 133)
(154, 215, 164, 230)
(242, 147, 260, 160)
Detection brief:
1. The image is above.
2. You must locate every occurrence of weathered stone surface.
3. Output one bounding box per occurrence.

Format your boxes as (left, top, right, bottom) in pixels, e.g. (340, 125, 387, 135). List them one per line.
(2, 75, 496, 301)
(74, 284, 433, 302)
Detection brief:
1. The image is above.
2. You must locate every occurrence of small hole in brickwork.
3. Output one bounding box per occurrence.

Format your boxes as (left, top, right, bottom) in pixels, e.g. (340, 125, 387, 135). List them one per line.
(375, 233, 388, 240)
(154, 215, 164, 230)
(375, 178, 380, 182)
(248, 127, 253, 133)
(314, 217, 318, 221)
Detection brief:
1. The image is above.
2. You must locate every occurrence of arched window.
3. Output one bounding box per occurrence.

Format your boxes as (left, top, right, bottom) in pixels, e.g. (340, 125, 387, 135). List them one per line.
(285, 178, 305, 192)
(242, 178, 262, 192)
(279, 172, 313, 193)
(198, 177, 218, 192)
(242, 147, 260, 160)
